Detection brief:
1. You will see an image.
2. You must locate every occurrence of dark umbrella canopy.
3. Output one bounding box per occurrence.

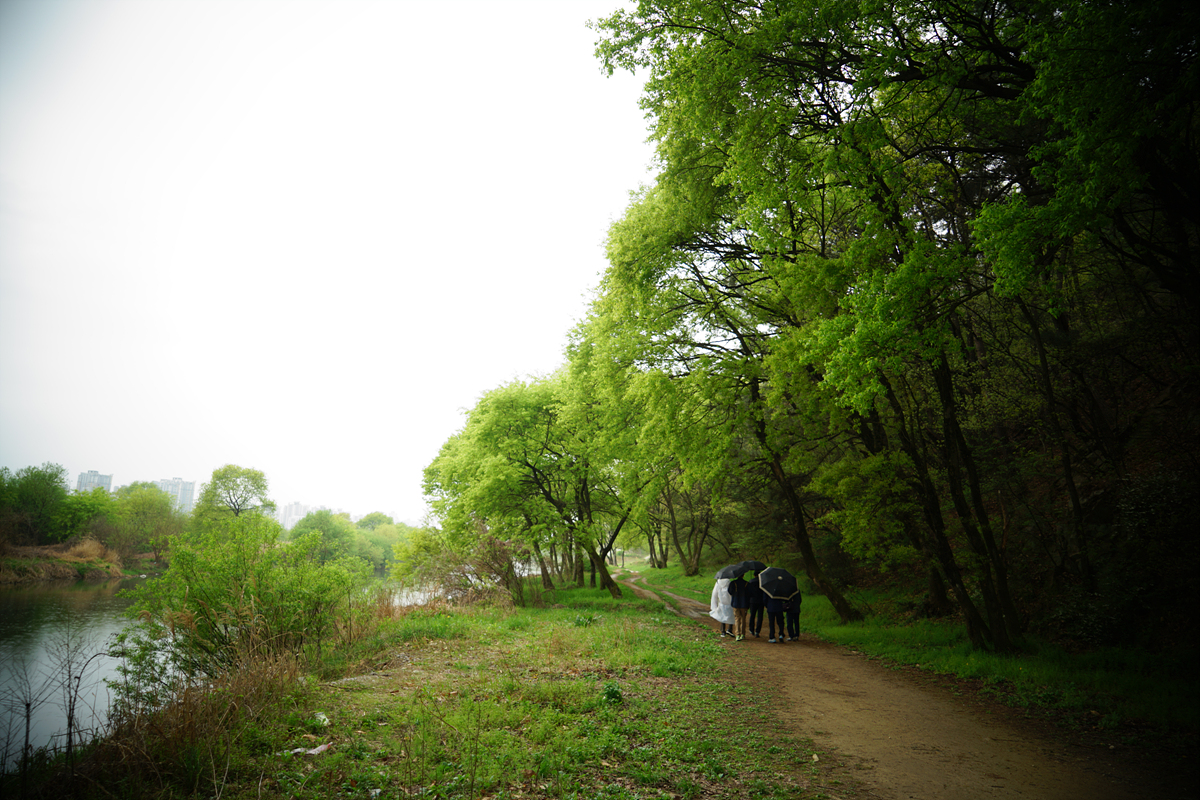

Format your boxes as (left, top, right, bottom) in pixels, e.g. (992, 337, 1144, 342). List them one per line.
(758, 567, 799, 600)
(739, 559, 768, 574)
(715, 562, 751, 580)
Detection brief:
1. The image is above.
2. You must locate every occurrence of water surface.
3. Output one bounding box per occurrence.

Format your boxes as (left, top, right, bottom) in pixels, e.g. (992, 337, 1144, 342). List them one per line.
(0, 578, 140, 767)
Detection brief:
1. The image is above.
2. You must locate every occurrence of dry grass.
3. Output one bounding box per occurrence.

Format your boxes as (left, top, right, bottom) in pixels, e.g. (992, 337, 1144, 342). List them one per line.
(60, 538, 122, 566)
(0, 540, 123, 584)
(62, 652, 306, 799)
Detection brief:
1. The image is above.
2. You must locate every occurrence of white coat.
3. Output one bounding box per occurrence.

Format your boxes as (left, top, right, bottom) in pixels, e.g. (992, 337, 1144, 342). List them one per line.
(709, 578, 735, 624)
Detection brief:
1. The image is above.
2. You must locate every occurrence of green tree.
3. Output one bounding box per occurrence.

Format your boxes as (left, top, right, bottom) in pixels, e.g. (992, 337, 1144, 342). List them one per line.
(353, 521, 412, 573)
(587, 165, 865, 621)
(115, 512, 372, 690)
(1, 463, 70, 545)
(194, 464, 275, 522)
(424, 377, 629, 599)
(290, 509, 356, 564)
(390, 526, 452, 587)
(356, 512, 393, 530)
(55, 487, 116, 544)
(113, 482, 183, 560)
(593, 0, 1198, 650)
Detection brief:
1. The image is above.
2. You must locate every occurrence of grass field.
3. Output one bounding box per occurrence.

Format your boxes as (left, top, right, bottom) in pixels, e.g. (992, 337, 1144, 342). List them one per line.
(9, 585, 847, 799)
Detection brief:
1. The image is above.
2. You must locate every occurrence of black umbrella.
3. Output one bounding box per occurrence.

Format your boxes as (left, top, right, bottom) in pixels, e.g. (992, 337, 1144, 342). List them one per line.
(758, 567, 799, 600)
(715, 563, 751, 580)
(739, 559, 768, 574)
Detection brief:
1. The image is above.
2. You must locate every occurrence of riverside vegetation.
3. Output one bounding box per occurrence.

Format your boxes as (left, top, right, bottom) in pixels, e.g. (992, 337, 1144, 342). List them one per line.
(0, 539, 128, 584)
(4, 572, 837, 799)
(5, 541, 1194, 800)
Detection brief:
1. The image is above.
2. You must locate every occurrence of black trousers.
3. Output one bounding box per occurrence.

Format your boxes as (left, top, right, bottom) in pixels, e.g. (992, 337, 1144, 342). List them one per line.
(749, 605, 764, 634)
(767, 611, 785, 639)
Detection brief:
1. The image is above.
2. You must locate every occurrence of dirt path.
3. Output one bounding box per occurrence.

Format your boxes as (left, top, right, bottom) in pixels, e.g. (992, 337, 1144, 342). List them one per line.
(616, 573, 1192, 800)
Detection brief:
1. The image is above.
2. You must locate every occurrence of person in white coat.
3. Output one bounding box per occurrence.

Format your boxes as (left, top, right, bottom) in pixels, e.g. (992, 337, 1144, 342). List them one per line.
(709, 577, 735, 637)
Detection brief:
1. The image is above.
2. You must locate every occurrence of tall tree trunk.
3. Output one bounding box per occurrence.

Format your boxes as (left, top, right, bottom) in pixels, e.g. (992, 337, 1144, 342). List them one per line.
(900, 515, 954, 616)
(531, 541, 555, 590)
(768, 453, 862, 622)
(882, 374, 995, 649)
(747, 380, 861, 622)
(663, 488, 679, 569)
(1018, 299, 1095, 591)
(582, 540, 623, 598)
(933, 355, 1020, 650)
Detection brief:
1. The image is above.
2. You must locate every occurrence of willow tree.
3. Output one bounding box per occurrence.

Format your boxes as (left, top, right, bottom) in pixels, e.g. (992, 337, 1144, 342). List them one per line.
(423, 377, 631, 598)
(569, 305, 736, 577)
(585, 161, 865, 622)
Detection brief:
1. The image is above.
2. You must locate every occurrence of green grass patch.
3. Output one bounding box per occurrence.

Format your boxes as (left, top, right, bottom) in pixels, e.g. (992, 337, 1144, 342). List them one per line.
(12, 584, 839, 799)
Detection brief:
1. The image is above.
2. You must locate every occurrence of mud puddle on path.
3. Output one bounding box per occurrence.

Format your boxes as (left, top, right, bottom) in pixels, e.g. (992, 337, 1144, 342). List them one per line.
(617, 573, 1192, 800)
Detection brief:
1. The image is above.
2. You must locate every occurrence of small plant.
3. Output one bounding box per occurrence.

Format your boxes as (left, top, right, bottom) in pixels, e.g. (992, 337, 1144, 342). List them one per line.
(601, 681, 623, 705)
(574, 614, 597, 627)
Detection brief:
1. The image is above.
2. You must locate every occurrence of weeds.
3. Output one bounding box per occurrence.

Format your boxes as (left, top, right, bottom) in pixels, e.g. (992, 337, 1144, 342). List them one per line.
(6, 582, 833, 799)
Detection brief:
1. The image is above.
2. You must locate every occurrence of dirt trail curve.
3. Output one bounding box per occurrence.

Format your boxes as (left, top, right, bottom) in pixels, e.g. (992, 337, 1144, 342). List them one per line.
(615, 572, 1193, 800)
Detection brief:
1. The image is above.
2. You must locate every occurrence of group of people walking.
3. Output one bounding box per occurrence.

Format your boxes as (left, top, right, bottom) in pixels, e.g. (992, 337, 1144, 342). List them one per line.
(710, 569, 801, 643)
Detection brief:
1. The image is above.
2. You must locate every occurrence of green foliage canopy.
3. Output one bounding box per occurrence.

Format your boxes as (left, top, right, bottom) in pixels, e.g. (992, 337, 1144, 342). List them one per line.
(587, 0, 1199, 650)
(194, 464, 275, 522)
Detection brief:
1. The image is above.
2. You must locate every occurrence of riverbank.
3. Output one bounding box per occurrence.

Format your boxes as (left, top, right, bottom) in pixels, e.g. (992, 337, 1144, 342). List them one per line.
(8, 575, 1195, 799)
(0, 542, 144, 585)
(8, 586, 853, 799)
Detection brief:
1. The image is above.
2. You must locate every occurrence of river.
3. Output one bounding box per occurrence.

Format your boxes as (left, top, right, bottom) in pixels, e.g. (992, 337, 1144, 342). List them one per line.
(0, 577, 141, 769)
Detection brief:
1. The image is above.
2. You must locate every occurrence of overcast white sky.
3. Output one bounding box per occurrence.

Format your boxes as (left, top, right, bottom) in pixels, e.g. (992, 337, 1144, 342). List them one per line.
(0, 0, 654, 524)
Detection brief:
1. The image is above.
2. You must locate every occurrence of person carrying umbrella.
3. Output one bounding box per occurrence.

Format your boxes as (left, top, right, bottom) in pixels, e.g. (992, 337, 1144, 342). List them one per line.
(784, 591, 803, 642)
(709, 576, 735, 637)
(764, 592, 786, 642)
(726, 571, 752, 640)
(746, 571, 766, 638)
(758, 566, 800, 642)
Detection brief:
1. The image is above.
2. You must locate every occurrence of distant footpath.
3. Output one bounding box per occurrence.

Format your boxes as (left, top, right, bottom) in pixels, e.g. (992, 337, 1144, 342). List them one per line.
(0, 541, 151, 586)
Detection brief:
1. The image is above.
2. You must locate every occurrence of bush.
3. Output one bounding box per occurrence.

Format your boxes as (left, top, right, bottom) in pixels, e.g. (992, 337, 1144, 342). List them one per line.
(116, 513, 374, 689)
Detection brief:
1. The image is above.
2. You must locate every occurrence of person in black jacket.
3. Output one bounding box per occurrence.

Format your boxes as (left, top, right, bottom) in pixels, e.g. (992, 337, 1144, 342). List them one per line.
(746, 574, 765, 638)
(727, 574, 751, 641)
(784, 593, 802, 642)
(765, 594, 786, 642)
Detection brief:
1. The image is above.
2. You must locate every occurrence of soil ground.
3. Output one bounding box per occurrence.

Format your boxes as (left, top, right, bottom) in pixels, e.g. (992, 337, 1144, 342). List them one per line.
(615, 572, 1195, 800)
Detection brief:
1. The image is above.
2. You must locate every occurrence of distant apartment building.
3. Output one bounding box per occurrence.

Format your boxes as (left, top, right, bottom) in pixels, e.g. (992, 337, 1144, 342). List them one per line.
(76, 470, 113, 493)
(156, 477, 196, 513)
(279, 501, 311, 530)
